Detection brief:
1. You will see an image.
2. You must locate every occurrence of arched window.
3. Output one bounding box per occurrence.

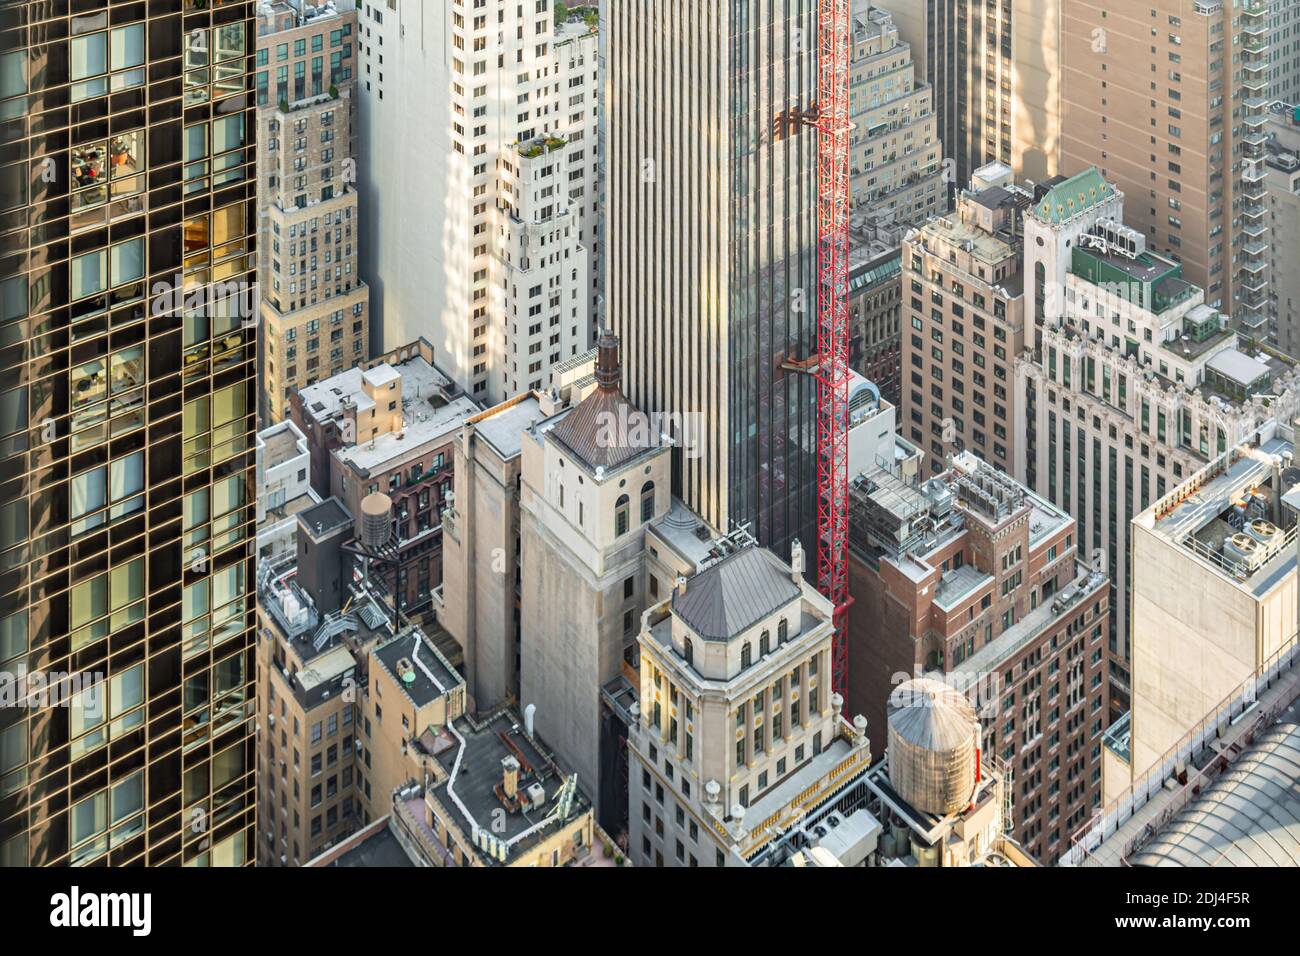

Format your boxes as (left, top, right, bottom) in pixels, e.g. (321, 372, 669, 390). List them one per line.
(684, 639, 694, 667)
(640, 480, 655, 523)
(614, 494, 629, 536)
(741, 642, 752, 669)
(777, 617, 788, 644)
(759, 630, 770, 657)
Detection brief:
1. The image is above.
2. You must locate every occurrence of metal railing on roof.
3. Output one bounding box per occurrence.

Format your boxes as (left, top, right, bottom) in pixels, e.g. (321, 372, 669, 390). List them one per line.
(1063, 629, 1300, 866)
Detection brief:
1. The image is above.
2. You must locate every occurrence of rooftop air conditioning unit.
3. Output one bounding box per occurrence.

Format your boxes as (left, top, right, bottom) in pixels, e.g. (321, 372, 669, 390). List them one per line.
(1223, 533, 1260, 569)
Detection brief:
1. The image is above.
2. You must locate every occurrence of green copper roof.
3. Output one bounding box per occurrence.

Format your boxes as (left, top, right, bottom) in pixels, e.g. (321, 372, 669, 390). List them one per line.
(1032, 167, 1114, 225)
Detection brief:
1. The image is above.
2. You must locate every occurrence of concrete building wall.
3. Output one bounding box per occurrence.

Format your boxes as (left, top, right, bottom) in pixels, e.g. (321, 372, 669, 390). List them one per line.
(876, 0, 1061, 185)
(1266, 117, 1300, 357)
(515, 387, 673, 816)
(441, 424, 522, 710)
(1010, 0, 1062, 183)
(519, 513, 640, 810)
(1129, 522, 1276, 780)
(1271, 0, 1300, 105)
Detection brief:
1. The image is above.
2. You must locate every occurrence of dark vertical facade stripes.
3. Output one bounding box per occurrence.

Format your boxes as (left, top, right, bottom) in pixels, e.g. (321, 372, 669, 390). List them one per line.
(608, 0, 817, 556)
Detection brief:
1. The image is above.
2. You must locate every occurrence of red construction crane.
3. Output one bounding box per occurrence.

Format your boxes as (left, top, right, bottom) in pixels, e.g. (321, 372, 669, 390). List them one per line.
(815, 0, 852, 701)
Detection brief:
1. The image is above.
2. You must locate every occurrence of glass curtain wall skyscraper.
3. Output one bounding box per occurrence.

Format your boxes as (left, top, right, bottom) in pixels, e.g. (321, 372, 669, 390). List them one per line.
(606, 0, 820, 553)
(0, 0, 258, 866)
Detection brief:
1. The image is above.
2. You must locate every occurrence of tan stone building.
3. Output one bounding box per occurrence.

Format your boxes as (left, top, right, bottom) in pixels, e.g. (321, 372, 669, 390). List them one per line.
(628, 542, 875, 867)
(517, 333, 673, 822)
(1118, 428, 1299, 802)
(1015, 168, 1300, 711)
(387, 705, 614, 868)
(1059, 0, 1272, 332)
(880, 0, 1063, 185)
(256, 0, 368, 422)
(439, 350, 599, 711)
(849, 250, 904, 406)
(1266, 110, 1300, 357)
(357, 628, 466, 825)
(900, 163, 1029, 479)
(256, 498, 395, 866)
(848, 3, 946, 226)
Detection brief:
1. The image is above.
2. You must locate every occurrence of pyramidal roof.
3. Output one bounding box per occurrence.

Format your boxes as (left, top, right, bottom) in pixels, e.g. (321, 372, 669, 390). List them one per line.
(548, 331, 662, 473)
(672, 547, 801, 641)
(1031, 167, 1113, 225)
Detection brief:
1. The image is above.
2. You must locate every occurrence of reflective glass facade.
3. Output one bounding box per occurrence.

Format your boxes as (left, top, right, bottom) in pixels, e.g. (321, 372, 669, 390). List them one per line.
(0, 0, 257, 867)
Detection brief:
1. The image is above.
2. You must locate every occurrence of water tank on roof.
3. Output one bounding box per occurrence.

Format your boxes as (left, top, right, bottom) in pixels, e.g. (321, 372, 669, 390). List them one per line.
(887, 677, 979, 817)
(358, 493, 392, 548)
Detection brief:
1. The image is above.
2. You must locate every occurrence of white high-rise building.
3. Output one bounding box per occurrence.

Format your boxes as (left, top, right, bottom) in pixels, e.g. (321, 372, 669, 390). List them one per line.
(1014, 175, 1300, 714)
(355, 1, 599, 403)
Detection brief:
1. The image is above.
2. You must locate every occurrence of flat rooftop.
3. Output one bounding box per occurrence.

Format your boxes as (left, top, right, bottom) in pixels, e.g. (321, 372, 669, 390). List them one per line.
(1139, 435, 1298, 592)
(430, 709, 591, 859)
(1206, 348, 1273, 388)
(335, 394, 479, 474)
(259, 422, 305, 470)
(956, 565, 1107, 677)
(917, 215, 1019, 269)
(932, 564, 992, 612)
(311, 820, 416, 868)
(298, 354, 457, 425)
(257, 489, 317, 532)
(648, 498, 724, 572)
(295, 643, 357, 696)
(373, 627, 462, 710)
(298, 497, 351, 539)
(470, 393, 544, 460)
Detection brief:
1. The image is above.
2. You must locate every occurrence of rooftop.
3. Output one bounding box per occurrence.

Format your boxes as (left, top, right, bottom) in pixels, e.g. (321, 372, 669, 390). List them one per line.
(298, 497, 351, 539)
(916, 215, 1020, 271)
(648, 498, 726, 572)
(955, 565, 1107, 677)
(1071, 649, 1300, 867)
(1140, 434, 1298, 592)
(334, 394, 479, 474)
(468, 393, 545, 460)
(932, 564, 992, 612)
(258, 421, 307, 471)
(298, 353, 457, 426)
(430, 708, 591, 862)
(373, 627, 462, 709)
(672, 546, 802, 641)
(544, 331, 662, 474)
(850, 452, 1072, 571)
(1031, 167, 1115, 225)
(306, 817, 417, 868)
(1206, 348, 1273, 389)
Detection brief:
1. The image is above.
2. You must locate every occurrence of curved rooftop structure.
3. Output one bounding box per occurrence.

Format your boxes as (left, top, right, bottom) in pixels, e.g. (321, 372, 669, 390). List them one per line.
(1131, 723, 1300, 867)
(888, 678, 978, 752)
